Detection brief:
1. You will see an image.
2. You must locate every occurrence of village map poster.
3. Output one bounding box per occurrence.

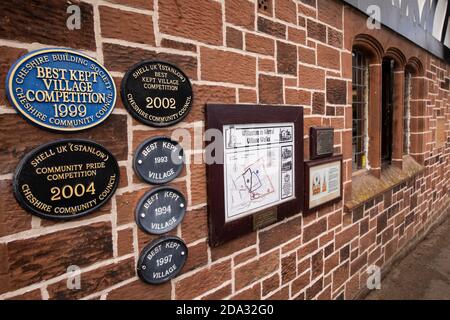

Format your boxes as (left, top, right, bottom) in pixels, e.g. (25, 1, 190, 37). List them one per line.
(223, 123, 295, 223)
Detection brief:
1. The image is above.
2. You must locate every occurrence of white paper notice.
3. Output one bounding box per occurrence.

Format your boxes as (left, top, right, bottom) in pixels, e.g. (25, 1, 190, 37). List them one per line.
(309, 160, 341, 209)
(223, 123, 295, 222)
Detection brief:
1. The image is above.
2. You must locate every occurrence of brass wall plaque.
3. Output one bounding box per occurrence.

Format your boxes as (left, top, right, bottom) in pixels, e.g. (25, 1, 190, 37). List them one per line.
(253, 208, 278, 230)
(310, 127, 334, 159)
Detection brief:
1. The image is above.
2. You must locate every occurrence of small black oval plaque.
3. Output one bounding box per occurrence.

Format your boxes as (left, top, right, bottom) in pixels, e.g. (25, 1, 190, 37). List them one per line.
(13, 139, 120, 220)
(136, 187, 186, 234)
(121, 60, 193, 127)
(133, 136, 184, 185)
(137, 236, 188, 285)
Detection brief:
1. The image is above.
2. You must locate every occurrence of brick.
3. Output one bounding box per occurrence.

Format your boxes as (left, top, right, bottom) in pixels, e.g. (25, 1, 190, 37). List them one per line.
(187, 84, 236, 123)
(327, 79, 347, 104)
(0, 46, 27, 106)
(103, 43, 197, 80)
(306, 277, 323, 299)
(159, 0, 222, 45)
(303, 218, 327, 242)
(317, 285, 332, 300)
(202, 284, 232, 300)
(328, 28, 343, 48)
(311, 250, 324, 279)
(298, 46, 316, 65)
(1, 222, 112, 293)
(277, 41, 297, 75)
(234, 248, 258, 266)
(259, 217, 302, 253)
(175, 260, 232, 299)
(259, 74, 284, 104)
(288, 27, 306, 44)
(117, 228, 134, 256)
(48, 258, 134, 299)
(231, 283, 261, 300)
(281, 252, 297, 284)
(0, 180, 31, 237)
(275, 0, 297, 24)
(246, 33, 274, 56)
(181, 207, 208, 244)
(317, 44, 340, 70)
(298, 2, 316, 18)
(235, 250, 279, 290)
(312, 92, 325, 114)
(307, 19, 327, 43)
(324, 251, 339, 274)
(211, 232, 256, 261)
(263, 273, 280, 296)
(226, 27, 243, 50)
(257, 16, 286, 38)
(317, 0, 342, 30)
(335, 224, 359, 249)
(108, 280, 171, 300)
(332, 262, 349, 291)
(0, 114, 127, 175)
(259, 58, 276, 73)
(161, 39, 197, 52)
(239, 88, 258, 103)
(0, 0, 95, 50)
(350, 252, 367, 275)
(266, 286, 290, 300)
(299, 65, 325, 90)
(100, 6, 154, 44)
(225, 0, 255, 30)
(106, 0, 152, 10)
(182, 241, 208, 274)
(291, 271, 311, 296)
(190, 162, 207, 206)
(6, 289, 42, 300)
(377, 212, 388, 234)
(297, 239, 318, 260)
(201, 47, 256, 86)
(286, 89, 311, 106)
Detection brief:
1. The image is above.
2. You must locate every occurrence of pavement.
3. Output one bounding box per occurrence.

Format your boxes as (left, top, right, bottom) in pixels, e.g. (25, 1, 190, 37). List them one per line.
(365, 216, 450, 300)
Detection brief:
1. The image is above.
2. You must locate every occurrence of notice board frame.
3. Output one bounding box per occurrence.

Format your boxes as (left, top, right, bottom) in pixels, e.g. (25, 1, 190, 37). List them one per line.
(206, 104, 304, 247)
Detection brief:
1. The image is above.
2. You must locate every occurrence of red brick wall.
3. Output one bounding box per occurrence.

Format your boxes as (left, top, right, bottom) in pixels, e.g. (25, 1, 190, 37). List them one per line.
(0, 0, 449, 300)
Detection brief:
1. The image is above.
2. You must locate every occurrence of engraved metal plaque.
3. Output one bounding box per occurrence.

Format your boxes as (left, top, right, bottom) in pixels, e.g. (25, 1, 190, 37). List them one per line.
(310, 127, 334, 159)
(133, 136, 184, 185)
(121, 60, 193, 127)
(137, 236, 188, 285)
(136, 187, 186, 235)
(13, 139, 120, 220)
(253, 208, 278, 230)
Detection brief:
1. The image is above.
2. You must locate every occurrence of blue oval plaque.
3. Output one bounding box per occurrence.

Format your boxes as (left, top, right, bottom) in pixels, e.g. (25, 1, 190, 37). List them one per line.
(6, 48, 116, 131)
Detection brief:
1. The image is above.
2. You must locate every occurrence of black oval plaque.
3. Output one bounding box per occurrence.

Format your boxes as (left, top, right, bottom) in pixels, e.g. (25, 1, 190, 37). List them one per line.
(121, 60, 193, 127)
(13, 139, 120, 220)
(137, 236, 188, 285)
(133, 136, 184, 185)
(136, 187, 186, 234)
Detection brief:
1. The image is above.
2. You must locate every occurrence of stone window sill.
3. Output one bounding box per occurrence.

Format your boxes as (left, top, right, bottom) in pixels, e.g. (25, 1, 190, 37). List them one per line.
(345, 155, 425, 212)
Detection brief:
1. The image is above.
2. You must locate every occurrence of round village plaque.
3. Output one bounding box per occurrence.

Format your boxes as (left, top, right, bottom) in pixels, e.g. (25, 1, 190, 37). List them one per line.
(133, 136, 184, 185)
(121, 60, 193, 127)
(13, 139, 120, 220)
(137, 236, 188, 285)
(136, 187, 187, 235)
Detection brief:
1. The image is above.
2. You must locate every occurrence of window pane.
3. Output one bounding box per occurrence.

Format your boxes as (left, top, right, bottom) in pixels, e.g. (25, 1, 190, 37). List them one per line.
(351, 51, 368, 171)
(404, 71, 412, 154)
